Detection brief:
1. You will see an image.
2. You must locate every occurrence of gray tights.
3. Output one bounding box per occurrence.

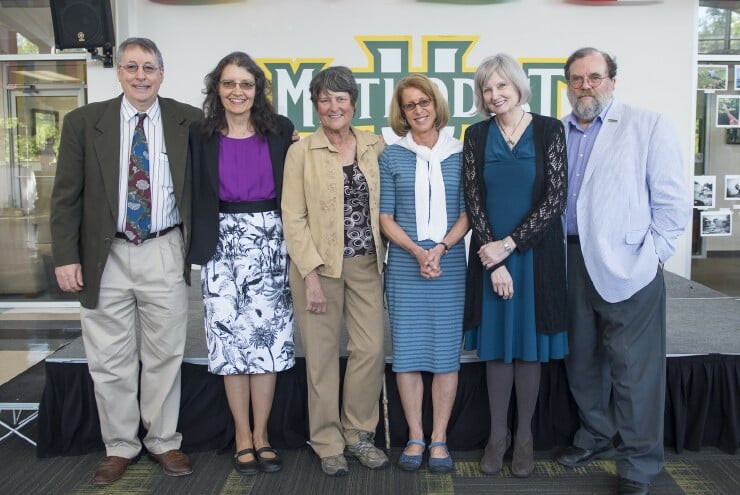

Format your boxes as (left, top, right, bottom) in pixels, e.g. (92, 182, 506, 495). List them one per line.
(486, 360, 541, 443)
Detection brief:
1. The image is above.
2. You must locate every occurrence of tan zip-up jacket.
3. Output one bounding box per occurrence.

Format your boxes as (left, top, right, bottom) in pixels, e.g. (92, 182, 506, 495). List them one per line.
(282, 125, 386, 279)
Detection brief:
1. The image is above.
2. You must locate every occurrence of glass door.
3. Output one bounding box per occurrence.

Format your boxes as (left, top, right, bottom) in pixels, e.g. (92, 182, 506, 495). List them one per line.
(1, 88, 84, 302)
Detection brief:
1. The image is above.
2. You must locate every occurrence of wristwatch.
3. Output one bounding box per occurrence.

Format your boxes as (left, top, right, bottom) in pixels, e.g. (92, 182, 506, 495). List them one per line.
(438, 242, 449, 255)
(502, 240, 513, 254)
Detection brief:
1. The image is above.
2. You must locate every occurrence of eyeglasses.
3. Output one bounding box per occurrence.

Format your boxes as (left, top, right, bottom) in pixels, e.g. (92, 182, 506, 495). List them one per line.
(567, 74, 608, 89)
(119, 63, 161, 74)
(220, 80, 256, 90)
(401, 98, 432, 112)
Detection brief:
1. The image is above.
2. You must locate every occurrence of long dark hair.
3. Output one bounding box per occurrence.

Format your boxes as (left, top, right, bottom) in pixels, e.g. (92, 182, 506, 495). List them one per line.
(200, 51, 276, 138)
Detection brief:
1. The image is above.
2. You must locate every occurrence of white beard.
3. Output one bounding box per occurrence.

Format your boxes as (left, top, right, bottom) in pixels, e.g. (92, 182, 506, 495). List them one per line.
(568, 87, 613, 123)
(572, 94, 604, 122)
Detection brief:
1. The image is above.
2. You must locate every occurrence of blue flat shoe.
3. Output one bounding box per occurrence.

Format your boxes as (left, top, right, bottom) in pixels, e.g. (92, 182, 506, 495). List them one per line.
(427, 441, 453, 474)
(398, 439, 425, 471)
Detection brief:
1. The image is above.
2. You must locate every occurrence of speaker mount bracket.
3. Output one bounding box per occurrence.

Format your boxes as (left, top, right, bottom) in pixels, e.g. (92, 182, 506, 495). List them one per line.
(87, 46, 113, 68)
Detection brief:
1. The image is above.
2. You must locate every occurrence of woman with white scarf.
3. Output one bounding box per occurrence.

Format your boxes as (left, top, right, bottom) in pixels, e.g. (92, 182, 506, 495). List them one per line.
(379, 74, 469, 474)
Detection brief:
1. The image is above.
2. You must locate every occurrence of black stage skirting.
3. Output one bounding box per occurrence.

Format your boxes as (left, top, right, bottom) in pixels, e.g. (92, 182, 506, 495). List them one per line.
(36, 354, 740, 458)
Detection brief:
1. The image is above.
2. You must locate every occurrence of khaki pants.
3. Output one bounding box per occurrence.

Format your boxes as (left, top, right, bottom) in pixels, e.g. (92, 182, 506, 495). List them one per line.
(290, 255, 385, 458)
(80, 229, 188, 459)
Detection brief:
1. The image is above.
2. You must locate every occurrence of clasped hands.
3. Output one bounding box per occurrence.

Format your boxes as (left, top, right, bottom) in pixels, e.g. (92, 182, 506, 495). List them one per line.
(479, 238, 515, 300)
(415, 245, 443, 279)
(478, 237, 514, 270)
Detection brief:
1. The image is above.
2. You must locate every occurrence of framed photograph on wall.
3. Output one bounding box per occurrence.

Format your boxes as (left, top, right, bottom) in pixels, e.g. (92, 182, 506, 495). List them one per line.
(736, 66, 740, 91)
(700, 211, 732, 236)
(698, 65, 728, 90)
(716, 96, 740, 128)
(726, 175, 740, 200)
(694, 175, 716, 208)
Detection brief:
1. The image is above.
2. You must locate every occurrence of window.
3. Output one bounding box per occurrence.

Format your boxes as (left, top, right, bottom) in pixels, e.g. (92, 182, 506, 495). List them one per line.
(698, 3, 740, 55)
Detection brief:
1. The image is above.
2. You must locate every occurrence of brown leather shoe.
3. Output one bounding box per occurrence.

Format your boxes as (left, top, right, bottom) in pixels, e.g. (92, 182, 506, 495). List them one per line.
(91, 456, 132, 485)
(149, 449, 193, 476)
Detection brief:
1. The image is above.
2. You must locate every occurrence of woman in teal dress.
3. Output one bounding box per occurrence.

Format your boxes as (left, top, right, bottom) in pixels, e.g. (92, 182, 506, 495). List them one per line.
(462, 53, 568, 478)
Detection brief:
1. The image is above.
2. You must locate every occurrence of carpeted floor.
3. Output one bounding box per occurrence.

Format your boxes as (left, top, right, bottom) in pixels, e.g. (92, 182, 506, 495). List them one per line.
(1, 363, 739, 494)
(2, 270, 739, 494)
(0, 425, 739, 495)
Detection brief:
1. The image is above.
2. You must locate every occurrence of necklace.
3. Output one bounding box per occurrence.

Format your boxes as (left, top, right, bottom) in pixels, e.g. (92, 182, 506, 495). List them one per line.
(495, 110, 526, 147)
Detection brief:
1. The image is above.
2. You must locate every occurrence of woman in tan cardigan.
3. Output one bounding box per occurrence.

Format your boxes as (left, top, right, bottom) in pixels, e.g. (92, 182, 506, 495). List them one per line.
(281, 66, 388, 477)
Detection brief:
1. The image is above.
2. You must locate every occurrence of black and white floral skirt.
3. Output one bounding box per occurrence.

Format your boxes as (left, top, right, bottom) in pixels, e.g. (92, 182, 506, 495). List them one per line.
(201, 210, 295, 375)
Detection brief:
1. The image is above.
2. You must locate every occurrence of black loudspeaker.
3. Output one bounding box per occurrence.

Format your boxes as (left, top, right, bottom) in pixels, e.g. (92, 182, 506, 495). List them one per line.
(49, 0, 115, 50)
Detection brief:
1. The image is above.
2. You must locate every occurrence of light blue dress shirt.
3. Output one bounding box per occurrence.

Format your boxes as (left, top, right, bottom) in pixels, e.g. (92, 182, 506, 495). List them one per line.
(565, 101, 612, 235)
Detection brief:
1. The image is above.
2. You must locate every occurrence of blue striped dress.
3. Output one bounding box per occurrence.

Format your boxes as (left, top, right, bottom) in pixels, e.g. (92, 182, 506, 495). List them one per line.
(379, 144, 466, 373)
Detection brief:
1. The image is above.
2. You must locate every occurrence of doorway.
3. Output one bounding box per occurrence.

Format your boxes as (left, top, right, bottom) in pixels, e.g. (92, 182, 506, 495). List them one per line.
(1, 59, 86, 302)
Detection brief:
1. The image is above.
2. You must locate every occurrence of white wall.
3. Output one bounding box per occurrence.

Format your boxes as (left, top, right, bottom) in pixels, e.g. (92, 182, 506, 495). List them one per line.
(86, 0, 698, 276)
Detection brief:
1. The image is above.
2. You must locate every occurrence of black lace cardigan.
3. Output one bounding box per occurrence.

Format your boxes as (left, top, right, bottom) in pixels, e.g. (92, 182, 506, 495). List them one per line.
(463, 113, 567, 335)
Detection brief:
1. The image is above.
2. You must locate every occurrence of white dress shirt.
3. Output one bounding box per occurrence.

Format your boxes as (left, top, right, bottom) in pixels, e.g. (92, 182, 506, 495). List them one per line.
(117, 97, 181, 233)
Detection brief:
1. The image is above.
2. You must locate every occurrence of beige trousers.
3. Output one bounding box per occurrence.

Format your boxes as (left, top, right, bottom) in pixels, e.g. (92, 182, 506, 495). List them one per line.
(80, 229, 188, 459)
(290, 255, 385, 458)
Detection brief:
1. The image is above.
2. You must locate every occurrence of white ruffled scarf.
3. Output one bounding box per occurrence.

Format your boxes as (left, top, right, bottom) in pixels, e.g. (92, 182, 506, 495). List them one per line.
(396, 130, 462, 242)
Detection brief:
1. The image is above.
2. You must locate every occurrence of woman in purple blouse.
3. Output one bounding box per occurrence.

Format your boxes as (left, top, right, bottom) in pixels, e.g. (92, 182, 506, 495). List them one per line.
(187, 52, 296, 476)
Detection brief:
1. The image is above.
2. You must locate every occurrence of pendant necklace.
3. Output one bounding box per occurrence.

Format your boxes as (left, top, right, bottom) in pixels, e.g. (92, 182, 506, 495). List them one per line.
(495, 110, 526, 147)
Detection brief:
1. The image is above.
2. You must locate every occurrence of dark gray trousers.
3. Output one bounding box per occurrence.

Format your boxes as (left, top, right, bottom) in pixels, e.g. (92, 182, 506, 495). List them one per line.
(565, 242, 666, 484)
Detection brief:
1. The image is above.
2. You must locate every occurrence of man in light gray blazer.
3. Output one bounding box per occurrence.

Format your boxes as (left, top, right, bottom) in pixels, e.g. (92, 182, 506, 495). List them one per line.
(555, 48, 691, 495)
(51, 38, 201, 485)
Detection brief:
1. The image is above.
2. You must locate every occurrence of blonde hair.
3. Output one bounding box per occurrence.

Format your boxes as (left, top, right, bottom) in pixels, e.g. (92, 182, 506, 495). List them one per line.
(388, 74, 450, 136)
(473, 53, 531, 117)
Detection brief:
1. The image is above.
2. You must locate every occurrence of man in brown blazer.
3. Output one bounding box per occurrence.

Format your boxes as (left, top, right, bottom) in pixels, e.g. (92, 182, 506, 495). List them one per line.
(50, 37, 202, 485)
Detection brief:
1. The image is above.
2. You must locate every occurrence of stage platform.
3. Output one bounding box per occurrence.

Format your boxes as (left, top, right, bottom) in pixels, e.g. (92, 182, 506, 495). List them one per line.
(36, 270, 740, 457)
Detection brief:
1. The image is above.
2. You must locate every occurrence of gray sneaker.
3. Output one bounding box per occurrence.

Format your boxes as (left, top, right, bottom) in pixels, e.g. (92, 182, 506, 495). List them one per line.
(321, 454, 348, 477)
(345, 431, 389, 469)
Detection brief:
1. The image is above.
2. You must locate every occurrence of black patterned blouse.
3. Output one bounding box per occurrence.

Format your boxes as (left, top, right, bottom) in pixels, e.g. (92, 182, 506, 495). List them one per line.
(343, 161, 376, 257)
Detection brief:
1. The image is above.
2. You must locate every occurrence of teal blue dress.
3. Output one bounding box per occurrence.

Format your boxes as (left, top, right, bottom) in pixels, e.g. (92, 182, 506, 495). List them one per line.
(464, 124, 568, 363)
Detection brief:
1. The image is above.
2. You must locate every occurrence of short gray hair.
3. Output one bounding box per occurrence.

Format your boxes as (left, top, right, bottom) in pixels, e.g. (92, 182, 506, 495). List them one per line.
(473, 53, 531, 117)
(309, 66, 358, 109)
(117, 37, 164, 69)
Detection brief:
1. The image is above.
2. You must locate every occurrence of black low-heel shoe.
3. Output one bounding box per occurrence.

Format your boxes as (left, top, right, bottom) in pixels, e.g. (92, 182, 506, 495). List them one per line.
(233, 448, 260, 476)
(255, 447, 282, 473)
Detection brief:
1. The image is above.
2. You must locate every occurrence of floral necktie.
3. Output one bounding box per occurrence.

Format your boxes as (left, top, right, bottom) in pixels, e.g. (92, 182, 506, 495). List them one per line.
(123, 113, 151, 245)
